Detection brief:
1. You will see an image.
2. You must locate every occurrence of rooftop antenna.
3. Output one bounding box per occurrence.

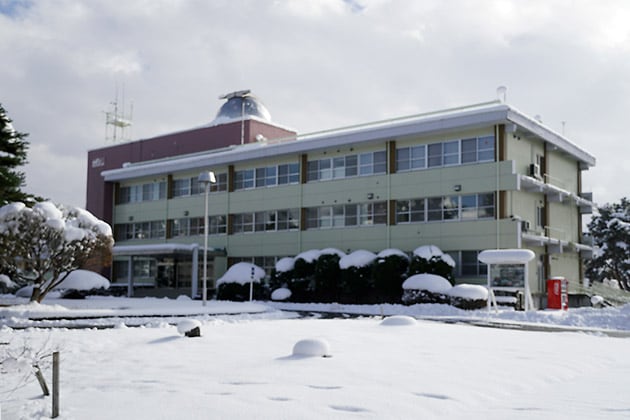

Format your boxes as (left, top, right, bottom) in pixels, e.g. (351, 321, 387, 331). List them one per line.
(496, 86, 507, 103)
(219, 89, 251, 144)
(104, 84, 133, 143)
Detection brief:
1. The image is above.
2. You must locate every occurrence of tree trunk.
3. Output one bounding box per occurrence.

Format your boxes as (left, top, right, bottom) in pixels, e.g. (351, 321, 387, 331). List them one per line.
(30, 286, 41, 303)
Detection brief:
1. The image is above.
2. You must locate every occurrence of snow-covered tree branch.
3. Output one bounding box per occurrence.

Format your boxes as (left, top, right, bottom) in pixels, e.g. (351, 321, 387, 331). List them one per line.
(0, 201, 114, 302)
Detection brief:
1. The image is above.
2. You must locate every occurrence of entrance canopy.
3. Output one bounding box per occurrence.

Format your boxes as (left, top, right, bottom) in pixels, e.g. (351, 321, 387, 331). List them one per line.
(113, 243, 225, 257)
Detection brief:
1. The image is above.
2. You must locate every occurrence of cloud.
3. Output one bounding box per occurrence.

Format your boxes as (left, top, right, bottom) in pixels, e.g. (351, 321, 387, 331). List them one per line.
(0, 0, 629, 208)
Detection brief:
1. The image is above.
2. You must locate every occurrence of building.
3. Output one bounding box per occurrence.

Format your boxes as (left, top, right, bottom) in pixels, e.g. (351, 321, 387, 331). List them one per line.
(87, 91, 596, 301)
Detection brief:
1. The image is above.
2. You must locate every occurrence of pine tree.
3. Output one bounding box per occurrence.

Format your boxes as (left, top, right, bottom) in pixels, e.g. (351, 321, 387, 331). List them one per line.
(586, 197, 630, 290)
(0, 104, 39, 206)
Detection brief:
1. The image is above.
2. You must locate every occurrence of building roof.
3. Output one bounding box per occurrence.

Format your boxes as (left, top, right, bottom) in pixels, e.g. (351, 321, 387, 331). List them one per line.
(102, 100, 596, 182)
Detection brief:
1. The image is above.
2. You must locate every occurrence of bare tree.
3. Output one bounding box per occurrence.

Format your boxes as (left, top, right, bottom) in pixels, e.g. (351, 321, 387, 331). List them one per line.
(0, 201, 114, 302)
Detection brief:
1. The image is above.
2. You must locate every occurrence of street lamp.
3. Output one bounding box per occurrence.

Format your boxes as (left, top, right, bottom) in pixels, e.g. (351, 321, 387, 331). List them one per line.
(198, 170, 216, 306)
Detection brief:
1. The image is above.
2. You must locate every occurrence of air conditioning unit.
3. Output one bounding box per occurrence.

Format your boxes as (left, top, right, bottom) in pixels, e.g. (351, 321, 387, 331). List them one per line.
(521, 220, 530, 232)
(529, 163, 542, 180)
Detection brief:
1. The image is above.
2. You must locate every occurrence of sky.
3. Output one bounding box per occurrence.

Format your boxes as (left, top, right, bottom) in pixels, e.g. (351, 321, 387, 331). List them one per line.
(1, 0, 629, 209)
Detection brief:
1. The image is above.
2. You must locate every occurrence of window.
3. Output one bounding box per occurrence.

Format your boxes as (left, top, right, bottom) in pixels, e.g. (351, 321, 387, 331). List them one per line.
(306, 202, 387, 229)
(461, 251, 487, 276)
(233, 209, 299, 233)
(277, 163, 299, 185)
(114, 220, 166, 241)
(443, 141, 460, 166)
(234, 169, 255, 190)
(427, 143, 442, 167)
(307, 151, 386, 182)
(461, 195, 477, 220)
(478, 136, 495, 162)
(172, 178, 191, 197)
(396, 199, 425, 223)
(478, 193, 495, 219)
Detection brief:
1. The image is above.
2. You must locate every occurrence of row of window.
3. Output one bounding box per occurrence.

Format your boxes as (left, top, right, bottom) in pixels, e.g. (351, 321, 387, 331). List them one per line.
(118, 181, 167, 204)
(117, 135, 495, 203)
(115, 193, 496, 241)
(172, 173, 228, 198)
(233, 209, 300, 233)
(306, 151, 387, 182)
(396, 136, 494, 171)
(171, 216, 227, 237)
(234, 163, 300, 190)
(116, 220, 166, 240)
(396, 193, 495, 223)
(306, 202, 388, 229)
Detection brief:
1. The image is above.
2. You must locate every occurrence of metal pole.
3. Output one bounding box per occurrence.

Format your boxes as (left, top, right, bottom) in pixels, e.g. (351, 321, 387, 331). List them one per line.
(202, 182, 210, 306)
(52, 351, 59, 418)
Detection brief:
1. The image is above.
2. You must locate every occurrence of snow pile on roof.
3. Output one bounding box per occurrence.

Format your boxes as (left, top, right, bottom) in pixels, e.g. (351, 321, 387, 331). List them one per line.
(402, 274, 452, 293)
(217, 262, 265, 286)
(413, 245, 455, 267)
(478, 249, 536, 264)
(339, 250, 377, 269)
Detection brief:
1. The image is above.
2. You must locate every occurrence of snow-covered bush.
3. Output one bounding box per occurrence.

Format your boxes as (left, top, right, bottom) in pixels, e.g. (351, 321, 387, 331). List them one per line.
(447, 284, 488, 310)
(271, 287, 292, 301)
(339, 250, 377, 303)
(216, 262, 265, 301)
(292, 338, 331, 358)
(401, 273, 452, 305)
(0, 201, 114, 302)
(372, 249, 409, 303)
(408, 245, 455, 285)
(313, 248, 345, 302)
(289, 250, 320, 302)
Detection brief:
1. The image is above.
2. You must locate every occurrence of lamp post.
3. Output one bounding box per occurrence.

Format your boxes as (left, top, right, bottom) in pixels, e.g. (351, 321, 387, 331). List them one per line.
(198, 171, 216, 306)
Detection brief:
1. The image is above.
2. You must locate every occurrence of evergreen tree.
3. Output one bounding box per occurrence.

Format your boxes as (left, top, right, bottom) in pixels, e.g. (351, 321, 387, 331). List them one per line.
(586, 197, 630, 290)
(0, 104, 39, 205)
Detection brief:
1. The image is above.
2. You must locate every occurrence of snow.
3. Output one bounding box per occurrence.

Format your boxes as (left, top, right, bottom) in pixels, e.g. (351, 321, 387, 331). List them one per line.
(402, 273, 453, 293)
(339, 249, 377, 269)
(448, 284, 489, 300)
(478, 249, 536, 264)
(377, 248, 409, 260)
(0, 274, 16, 288)
(216, 262, 265, 286)
(177, 318, 202, 335)
(33, 201, 63, 221)
(271, 288, 292, 301)
(292, 338, 331, 357)
(380, 315, 417, 326)
(55, 269, 110, 291)
(413, 245, 456, 267)
(275, 256, 295, 272)
(1, 295, 630, 419)
(319, 248, 346, 258)
(294, 249, 322, 263)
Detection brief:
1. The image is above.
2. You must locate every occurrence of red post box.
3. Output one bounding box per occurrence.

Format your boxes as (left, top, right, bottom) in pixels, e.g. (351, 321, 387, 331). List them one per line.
(546, 277, 568, 310)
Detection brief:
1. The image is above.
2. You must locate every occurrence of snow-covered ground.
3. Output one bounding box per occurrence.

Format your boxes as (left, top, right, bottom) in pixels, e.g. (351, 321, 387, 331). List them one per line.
(2, 296, 630, 419)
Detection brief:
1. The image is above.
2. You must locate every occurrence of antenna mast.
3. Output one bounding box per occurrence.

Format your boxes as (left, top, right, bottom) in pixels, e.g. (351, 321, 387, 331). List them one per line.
(105, 85, 133, 142)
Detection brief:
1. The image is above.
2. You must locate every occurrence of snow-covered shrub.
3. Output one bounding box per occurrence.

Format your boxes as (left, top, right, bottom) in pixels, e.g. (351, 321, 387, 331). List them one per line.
(313, 249, 345, 302)
(268, 257, 295, 297)
(447, 284, 488, 310)
(372, 249, 409, 303)
(216, 262, 265, 301)
(408, 245, 455, 285)
(338, 250, 377, 303)
(289, 251, 320, 302)
(401, 273, 452, 305)
(0, 201, 114, 302)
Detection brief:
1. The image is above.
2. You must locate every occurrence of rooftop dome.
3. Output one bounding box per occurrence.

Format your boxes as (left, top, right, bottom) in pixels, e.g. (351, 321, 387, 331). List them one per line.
(211, 90, 271, 125)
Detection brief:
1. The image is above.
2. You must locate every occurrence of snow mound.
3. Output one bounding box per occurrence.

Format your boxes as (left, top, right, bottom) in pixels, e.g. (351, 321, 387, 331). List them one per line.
(177, 319, 202, 335)
(56, 269, 110, 290)
(319, 248, 346, 258)
(380, 315, 417, 326)
(402, 274, 452, 293)
(295, 249, 322, 263)
(448, 284, 488, 300)
(271, 288, 292, 301)
(377, 248, 409, 260)
(217, 262, 265, 286)
(292, 338, 331, 357)
(339, 250, 377, 269)
(413, 245, 455, 267)
(275, 257, 295, 273)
